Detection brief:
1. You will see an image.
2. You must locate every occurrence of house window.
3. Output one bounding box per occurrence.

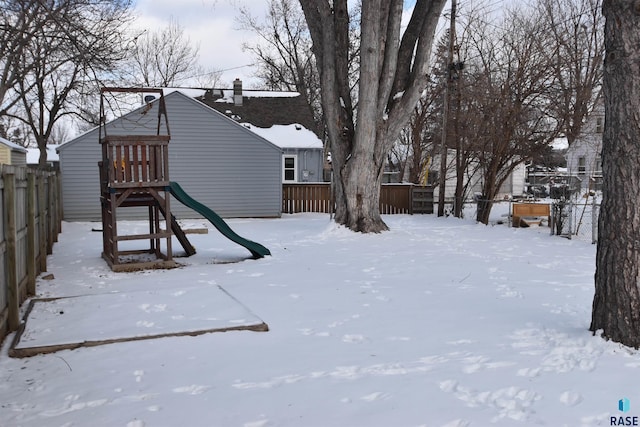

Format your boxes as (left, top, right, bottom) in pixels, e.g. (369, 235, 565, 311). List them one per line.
(426, 170, 439, 186)
(283, 155, 298, 182)
(594, 155, 602, 173)
(596, 117, 603, 133)
(578, 156, 586, 174)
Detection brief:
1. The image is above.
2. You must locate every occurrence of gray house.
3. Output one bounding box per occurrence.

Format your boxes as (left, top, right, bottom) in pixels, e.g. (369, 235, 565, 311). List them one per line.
(197, 80, 325, 183)
(58, 90, 283, 221)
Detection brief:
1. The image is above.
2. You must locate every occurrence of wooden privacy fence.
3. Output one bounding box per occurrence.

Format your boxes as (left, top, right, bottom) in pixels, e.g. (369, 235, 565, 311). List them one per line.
(283, 183, 433, 215)
(0, 165, 62, 344)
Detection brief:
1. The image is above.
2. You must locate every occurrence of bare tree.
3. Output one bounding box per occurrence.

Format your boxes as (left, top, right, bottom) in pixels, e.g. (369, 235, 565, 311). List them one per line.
(299, 0, 447, 232)
(590, 0, 640, 348)
(391, 94, 440, 184)
(455, 5, 561, 224)
(538, 0, 604, 147)
(237, 0, 323, 130)
(2, 0, 133, 166)
(392, 32, 449, 186)
(0, 0, 68, 114)
(128, 18, 218, 88)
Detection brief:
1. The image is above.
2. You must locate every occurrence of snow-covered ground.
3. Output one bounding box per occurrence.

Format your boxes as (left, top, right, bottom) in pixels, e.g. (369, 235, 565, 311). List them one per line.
(0, 210, 635, 427)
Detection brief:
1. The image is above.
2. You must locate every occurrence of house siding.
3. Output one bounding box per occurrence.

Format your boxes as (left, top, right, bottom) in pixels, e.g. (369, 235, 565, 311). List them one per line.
(10, 151, 26, 166)
(59, 91, 282, 221)
(282, 148, 324, 182)
(566, 100, 604, 190)
(0, 146, 11, 165)
(0, 147, 27, 166)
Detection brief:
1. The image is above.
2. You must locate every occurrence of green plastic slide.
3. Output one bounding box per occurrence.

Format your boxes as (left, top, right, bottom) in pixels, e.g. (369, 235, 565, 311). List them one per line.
(168, 181, 271, 259)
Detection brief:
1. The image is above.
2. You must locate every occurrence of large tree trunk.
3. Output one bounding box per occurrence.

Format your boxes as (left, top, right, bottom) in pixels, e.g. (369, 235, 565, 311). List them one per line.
(300, 0, 446, 233)
(590, 0, 640, 348)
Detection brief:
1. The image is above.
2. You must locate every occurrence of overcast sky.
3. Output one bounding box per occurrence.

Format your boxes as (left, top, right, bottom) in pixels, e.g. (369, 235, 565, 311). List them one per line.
(132, 0, 269, 88)
(130, 0, 505, 90)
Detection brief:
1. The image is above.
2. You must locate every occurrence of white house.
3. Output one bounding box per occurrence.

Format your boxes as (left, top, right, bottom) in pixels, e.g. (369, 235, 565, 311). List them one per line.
(426, 150, 526, 203)
(565, 99, 604, 191)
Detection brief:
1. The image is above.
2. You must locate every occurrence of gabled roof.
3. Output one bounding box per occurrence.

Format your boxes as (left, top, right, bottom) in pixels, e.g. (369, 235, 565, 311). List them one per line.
(58, 88, 324, 152)
(0, 136, 28, 153)
(58, 91, 282, 153)
(197, 89, 320, 138)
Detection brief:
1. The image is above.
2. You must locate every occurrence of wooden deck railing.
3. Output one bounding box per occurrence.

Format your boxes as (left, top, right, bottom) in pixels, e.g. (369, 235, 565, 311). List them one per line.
(101, 136, 170, 187)
(282, 183, 433, 215)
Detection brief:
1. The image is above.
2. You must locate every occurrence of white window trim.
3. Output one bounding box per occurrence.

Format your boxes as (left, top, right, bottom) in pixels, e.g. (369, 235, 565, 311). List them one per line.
(283, 154, 298, 182)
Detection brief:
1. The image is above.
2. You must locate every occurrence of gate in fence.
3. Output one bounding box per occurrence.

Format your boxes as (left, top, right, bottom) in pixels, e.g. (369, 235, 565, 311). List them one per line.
(551, 197, 599, 244)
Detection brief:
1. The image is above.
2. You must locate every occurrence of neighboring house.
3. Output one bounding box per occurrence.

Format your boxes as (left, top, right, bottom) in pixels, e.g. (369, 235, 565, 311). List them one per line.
(57, 90, 283, 221)
(197, 79, 325, 183)
(0, 137, 27, 166)
(565, 99, 604, 191)
(413, 150, 526, 202)
(26, 145, 60, 169)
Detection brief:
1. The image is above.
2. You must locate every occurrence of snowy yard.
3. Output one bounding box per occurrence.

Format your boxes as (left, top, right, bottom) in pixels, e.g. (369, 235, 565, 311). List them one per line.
(0, 211, 635, 427)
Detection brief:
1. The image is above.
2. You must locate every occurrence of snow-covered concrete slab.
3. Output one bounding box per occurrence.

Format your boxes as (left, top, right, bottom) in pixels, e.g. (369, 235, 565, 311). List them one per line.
(9, 285, 268, 357)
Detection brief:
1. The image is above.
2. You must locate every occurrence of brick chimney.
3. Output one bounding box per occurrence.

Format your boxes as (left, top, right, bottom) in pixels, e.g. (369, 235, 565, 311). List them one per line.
(233, 78, 243, 106)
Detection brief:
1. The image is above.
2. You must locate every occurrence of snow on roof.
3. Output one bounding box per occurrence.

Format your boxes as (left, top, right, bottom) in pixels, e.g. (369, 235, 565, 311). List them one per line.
(551, 137, 568, 150)
(0, 136, 28, 153)
(27, 145, 60, 164)
(214, 89, 300, 103)
(242, 123, 323, 149)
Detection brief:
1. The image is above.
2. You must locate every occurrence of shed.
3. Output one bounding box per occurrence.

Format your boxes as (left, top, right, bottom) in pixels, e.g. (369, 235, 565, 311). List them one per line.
(0, 137, 27, 166)
(57, 90, 283, 221)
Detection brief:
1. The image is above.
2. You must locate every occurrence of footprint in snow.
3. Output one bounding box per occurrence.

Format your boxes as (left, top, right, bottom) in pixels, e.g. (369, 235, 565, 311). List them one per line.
(136, 320, 155, 328)
(360, 391, 390, 402)
(559, 391, 583, 406)
(342, 334, 366, 343)
(172, 385, 211, 395)
(243, 420, 269, 427)
(440, 420, 471, 427)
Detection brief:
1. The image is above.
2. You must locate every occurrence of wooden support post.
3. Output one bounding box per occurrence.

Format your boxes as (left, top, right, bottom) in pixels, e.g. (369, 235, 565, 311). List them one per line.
(27, 173, 36, 295)
(37, 174, 47, 272)
(47, 174, 54, 254)
(57, 172, 63, 233)
(51, 174, 59, 240)
(4, 172, 19, 331)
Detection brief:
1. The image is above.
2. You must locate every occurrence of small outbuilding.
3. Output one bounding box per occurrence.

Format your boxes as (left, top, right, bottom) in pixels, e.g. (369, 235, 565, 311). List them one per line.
(58, 90, 283, 221)
(0, 137, 27, 166)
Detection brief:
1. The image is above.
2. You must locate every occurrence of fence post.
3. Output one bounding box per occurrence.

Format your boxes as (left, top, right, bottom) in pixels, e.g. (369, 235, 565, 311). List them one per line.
(410, 185, 414, 214)
(47, 174, 55, 253)
(27, 173, 36, 295)
(38, 174, 47, 272)
(4, 172, 19, 332)
(592, 196, 598, 245)
(568, 201, 573, 240)
(57, 172, 63, 232)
